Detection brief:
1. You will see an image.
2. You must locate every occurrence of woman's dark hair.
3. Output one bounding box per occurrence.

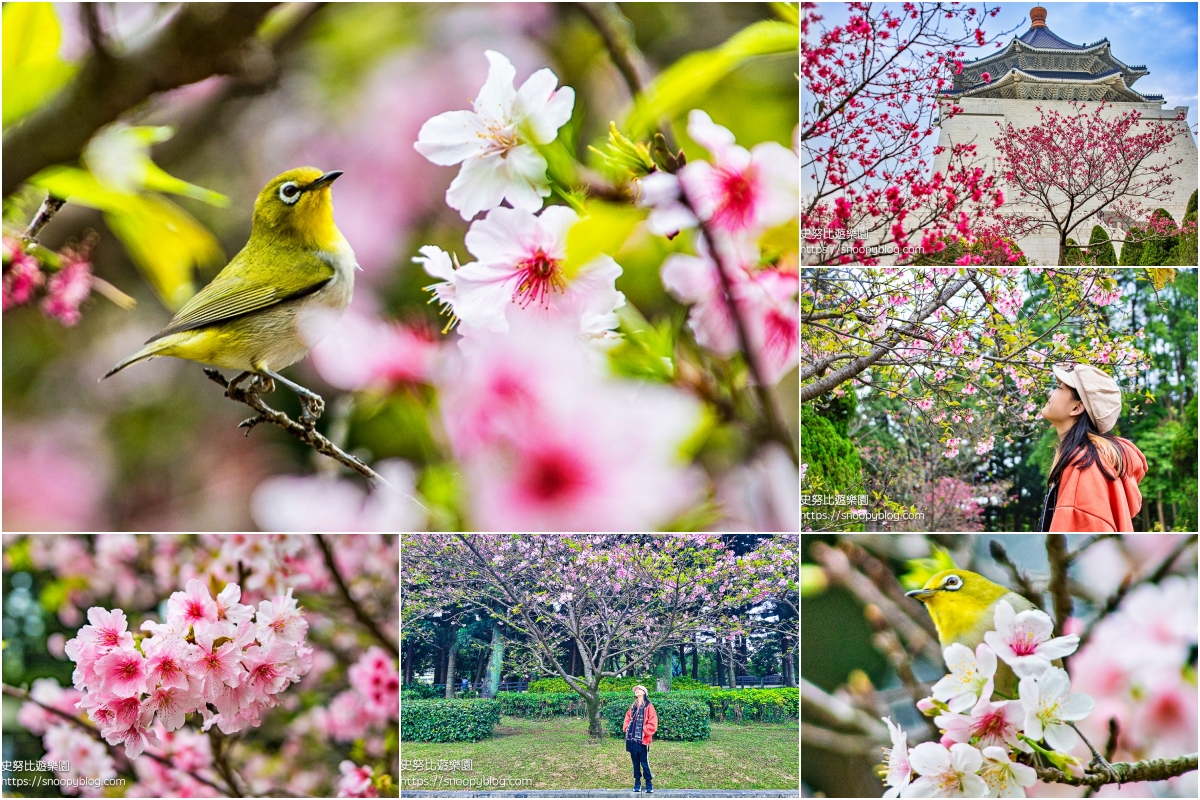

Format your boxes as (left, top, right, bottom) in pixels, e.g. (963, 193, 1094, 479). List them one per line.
(1048, 385, 1127, 486)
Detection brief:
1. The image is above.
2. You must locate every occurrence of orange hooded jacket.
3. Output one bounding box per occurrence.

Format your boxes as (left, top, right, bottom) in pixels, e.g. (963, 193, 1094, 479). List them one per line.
(1046, 436, 1147, 532)
(622, 702, 658, 746)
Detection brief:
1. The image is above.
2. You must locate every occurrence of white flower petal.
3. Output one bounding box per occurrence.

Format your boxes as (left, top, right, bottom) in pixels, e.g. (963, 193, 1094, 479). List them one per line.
(908, 742, 952, 775)
(465, 206, 544, 264)
(959, 774, 989, 798)
(993, 599, 1016, 632)
(1011, 761, 1038, 787)
(948, 692, 977, 714)
(446, 154, 511, 220)
(1010, 655, 1053, 678)
(414, 110, 490, 165)
(515, 69, 574, 144)
(1058, 692, 1095, 721)
(943, 643, 974, 671)
(475, 51, 518, 122)
(1035, 634, 1079, 661)
(1043, 722, 1078, 752)
(1013, 609, 1054, 642)
(687, 109, 736, 157)
(949, 742, 982, 774)
(903, 776, 935, 798)
(975, 643, 997, 676)
(1039, 667, 1071, 699)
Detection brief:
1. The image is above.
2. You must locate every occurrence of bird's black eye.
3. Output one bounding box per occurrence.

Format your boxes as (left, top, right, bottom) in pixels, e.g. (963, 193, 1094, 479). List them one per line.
(279, 182, 301, 204)
(944, 575, 963, 591)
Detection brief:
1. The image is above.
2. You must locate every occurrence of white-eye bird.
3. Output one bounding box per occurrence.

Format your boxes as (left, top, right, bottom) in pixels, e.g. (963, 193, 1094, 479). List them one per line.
(103, 167, 357, 423)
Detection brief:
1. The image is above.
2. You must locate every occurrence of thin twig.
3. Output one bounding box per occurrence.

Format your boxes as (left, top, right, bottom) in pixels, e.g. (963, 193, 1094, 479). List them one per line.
(1084, 718, 1122, 798)
(865, 604, 930, 709)
(206, 728, 244, 797)
(1, 683, 230, 796)
(1075, 534, 1198, 652)
(1045, 534, 1073, 637)
(203, 368, 388, 487)
(810, 542, 943, 665)
(81, 4, 110, 59)
(313, 533, 399, 657)
(844, 540, 938, 640)
(800, 721, 876, 754)
(1034, 753, 1197, 788)
(799, 677, 888, 739)
(988, 539, 1043, 608)
(22, 196, 67, 245)
(575, 2, 678, 154)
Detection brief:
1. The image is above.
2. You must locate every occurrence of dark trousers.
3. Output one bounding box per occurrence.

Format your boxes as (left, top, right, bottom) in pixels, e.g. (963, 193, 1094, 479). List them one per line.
(629, 744, 652, 788)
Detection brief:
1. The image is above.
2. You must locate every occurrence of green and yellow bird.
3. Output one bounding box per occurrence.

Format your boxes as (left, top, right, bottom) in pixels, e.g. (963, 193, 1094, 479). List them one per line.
(905, 568, 1059, 699)
(103, 167, 356, 423)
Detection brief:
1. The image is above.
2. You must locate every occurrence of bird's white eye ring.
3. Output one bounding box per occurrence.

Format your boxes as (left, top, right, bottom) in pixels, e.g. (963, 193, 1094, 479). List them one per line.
(279, 182, 301, 204)
(944, 575, 962, 591)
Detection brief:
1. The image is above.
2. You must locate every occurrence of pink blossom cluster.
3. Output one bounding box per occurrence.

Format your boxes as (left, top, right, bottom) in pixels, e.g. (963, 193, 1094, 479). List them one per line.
(64, 579, 312, 756)
(1, 236, 95, 325)
(319, 646, 399, 742)
(337, 761, 378, 798)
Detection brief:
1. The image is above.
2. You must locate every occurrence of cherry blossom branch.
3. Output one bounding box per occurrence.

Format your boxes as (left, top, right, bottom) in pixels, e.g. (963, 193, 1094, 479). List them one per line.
(1034, 753, 1197, 788)
(22, 196, 67, 244)
(203, 368, 388, 487)
(1066, 534, 1120, 565)
(988, 539, 1043, 609)
(313, 533, 399, 657)
(207, 728, 244, 797)
(1, 683, 230, 797)
(693, 215, 796, 462)
(1075, 534, 1197, 653)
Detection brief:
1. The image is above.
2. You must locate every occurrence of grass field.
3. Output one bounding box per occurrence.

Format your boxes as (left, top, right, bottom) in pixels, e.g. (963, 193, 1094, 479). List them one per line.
(400, 716, 799, 791)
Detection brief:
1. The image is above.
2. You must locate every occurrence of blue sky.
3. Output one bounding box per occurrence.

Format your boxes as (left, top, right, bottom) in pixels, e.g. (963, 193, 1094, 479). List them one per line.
(803, 2, 1199, 195)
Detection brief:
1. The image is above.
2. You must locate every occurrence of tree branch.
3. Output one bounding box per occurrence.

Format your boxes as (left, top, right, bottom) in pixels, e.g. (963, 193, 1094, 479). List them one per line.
(23, 196, 67, 244)
(203, 368, 388, 487)
(1045, 534, 1073, 638)
(1067, 533, 1120, 565)
(4, 3, 279, 198)
(313, 533, 399, 657)
(1, 683, 230, 797)
(1035, 753, 1197, 788)
(988, 539, 1043, 608)
(575, 2, 678, 155)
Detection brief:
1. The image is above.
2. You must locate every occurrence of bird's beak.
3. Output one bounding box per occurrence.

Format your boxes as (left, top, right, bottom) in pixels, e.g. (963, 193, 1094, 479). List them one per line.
(905, 588, 937, 602)
(305, 170, 344, 192)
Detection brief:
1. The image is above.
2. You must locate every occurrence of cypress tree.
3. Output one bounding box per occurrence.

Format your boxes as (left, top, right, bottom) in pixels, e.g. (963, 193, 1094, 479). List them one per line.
(1087, 225, 1116, 265)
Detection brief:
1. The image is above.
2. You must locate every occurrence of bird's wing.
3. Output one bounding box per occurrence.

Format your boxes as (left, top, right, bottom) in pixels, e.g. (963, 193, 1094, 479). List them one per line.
(999, 591, 1039, 614)
(146, 246, 335, 343)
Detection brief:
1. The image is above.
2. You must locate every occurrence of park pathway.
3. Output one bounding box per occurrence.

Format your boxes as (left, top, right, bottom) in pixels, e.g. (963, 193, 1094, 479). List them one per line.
(402, 791, 798, 798)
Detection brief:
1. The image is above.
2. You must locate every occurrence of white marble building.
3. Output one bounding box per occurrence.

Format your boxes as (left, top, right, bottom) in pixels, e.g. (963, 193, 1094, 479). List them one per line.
(930, 6, 1198, 265)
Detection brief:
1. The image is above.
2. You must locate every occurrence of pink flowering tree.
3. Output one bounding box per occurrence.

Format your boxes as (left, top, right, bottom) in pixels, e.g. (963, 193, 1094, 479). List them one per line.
(992, 101, 1192, 265)
(803, 2, 1017, 265)
(401, 534, 790, 738)
(2, 534, 398, 798)
(801, 267, 1155, 528)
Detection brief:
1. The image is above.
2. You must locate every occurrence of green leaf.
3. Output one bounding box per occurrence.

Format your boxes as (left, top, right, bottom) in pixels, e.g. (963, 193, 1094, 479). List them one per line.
(625, 19, 799, 139)
(2, 2, 76, 127)
(30, 166, 225, 309)
(563, 200, 644, 279)
(609, 303, 678, 383)
(800, 564, 828, 597)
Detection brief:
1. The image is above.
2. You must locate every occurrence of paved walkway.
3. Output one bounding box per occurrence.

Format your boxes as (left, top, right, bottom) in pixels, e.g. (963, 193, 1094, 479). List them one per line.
(401, 791, 797, 798)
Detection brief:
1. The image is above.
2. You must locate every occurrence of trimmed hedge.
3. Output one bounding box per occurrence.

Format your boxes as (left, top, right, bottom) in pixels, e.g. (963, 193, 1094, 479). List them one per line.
(527, 675, 656, 693)
(401, 699, 501, 742)
(494, 687, 798, 725)
(401, 683, 442, 699)
(602, 697, 710, 741)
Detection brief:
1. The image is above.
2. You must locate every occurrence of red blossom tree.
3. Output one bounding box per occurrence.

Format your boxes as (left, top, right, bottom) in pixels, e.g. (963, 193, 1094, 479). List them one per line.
(802, 2, 1016, 265)
(992, 100, 1191, 265)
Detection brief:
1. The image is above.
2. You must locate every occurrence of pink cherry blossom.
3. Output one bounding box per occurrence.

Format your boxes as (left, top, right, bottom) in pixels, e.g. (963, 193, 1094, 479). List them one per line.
(678, 110, 799, 235)
(145, 683, 199, 732)
(102, 704, 161, 758)
(983, 599, 1080, 678)
(437, 205, 625, 341)
(40, 255, 93, 326)
(255, 587, 308, 646)
(143, 635, 197, 692)
(347, 646, 399, 719)
(167, 578, 218, 633)
(337, 761, 378, 798)
(95, 647, 149, 698)
(2, 237, 44, 310)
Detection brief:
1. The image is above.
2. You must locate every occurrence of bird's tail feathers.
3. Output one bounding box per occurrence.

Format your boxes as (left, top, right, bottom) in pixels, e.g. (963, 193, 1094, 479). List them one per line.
(100, 342, 170, 381)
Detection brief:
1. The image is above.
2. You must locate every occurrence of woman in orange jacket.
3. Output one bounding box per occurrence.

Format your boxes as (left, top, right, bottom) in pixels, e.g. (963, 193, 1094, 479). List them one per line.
(622, 685, 658, 793)
(1039, 363, 1146, 532)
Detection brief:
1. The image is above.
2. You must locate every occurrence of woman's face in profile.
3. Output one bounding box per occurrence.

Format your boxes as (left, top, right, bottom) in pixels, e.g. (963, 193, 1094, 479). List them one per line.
(634, 688, 645, 700)
(1041, 379, 1081, 425)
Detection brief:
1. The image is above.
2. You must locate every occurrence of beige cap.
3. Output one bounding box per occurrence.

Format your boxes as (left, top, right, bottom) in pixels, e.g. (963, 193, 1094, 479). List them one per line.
(1053, 363, 1122, 433)
(633, 684, 649, 695)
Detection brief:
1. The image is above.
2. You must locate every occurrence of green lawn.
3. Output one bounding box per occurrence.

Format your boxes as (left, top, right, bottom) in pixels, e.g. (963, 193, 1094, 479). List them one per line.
(401, 716, 799, 790)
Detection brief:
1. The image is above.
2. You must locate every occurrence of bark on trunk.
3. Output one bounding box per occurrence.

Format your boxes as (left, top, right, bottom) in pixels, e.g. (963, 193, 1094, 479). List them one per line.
(569, 643, 577, 677)
(714, 648, 723, 686)
(1158, 489, 1166, 532)
(444, 632, 458, 699)
(727, 640, 737, 688)
(585, 690, 605, 739)
(691, 644, 699, 680)
(483, 621, 504, 699)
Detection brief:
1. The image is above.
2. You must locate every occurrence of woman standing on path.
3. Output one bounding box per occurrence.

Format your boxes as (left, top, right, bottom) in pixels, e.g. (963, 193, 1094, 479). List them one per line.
(622, 685, 658, 793)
